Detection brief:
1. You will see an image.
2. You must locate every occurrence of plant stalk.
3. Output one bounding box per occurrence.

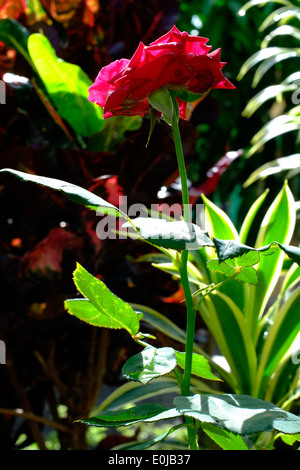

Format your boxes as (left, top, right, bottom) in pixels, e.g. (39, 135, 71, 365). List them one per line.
(171, 95, 198, 449)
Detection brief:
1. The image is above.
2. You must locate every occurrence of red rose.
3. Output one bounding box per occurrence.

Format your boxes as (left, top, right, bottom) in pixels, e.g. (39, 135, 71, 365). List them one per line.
(88, 25, 234, 119)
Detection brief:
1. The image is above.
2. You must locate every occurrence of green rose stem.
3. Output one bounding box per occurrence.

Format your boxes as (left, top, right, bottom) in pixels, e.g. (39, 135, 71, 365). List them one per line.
(170, 93, 199, 450)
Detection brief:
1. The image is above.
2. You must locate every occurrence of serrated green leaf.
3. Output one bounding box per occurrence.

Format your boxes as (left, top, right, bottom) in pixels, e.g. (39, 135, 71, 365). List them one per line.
(65, 263, 141, 336)
(235, 266, 259, 285)
(201, 423, 248, 450)
(175, 351, 222, 381)
(80, 404, 181, 428)
(175, 393, 300, 435)
(123, 218, 214, 250)
(279, 433, 300, 446)
(28, 33, 104, 137)
(79, 403, 170, 428)
(207, 259, 236, 276)
(122, 347, 177, 384)
(0, 168, 127, 217)
(213, 238, 260, 265)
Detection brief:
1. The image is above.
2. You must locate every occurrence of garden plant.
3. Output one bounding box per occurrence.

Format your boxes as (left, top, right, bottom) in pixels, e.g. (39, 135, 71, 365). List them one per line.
(2, 18, 300, 450)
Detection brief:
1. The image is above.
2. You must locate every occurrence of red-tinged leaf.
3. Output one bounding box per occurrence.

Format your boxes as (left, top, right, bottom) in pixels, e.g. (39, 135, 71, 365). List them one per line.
(0, 0, 26, 20)
(21, 227, 83, 277)
(89, 176, 125, 208)
(162, 286, 185, 303)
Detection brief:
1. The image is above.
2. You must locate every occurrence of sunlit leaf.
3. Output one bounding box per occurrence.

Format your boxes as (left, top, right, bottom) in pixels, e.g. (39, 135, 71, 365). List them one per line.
(239, 189, 269, 243)
(201, 423, 248, 450)
(252, 50, 300, 87)
(122, 347, 177, 384)
(175, 393, 300, 434)
(65, 263, 141, 336)
(237, 47, 300, 83)
(242, 84, 297, 118)
(254, 285, 300, 397)
(246, 115, 300, 158)
(28, 33, 104, 137)
(244, 154, 300, 186)
(259, 6, 300, 32)
(175, 351, 222, 381)
(238, 0, 293, 17)
(261, 25, 300, 48)
(199, 292, 257, 393)
(123, 217, 214, 250)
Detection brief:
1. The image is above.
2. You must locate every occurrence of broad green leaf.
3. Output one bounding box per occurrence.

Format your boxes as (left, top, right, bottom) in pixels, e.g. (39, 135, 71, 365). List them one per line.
(122, 347, 177, 384)
(0, 168, 127, 217)
(239, 189, 269, 243)
(202, 194, 239, 240)
(175, 351, 222, 381)
(254, 285, 300, 397)
(123, 217, 214, 250)
(28, 33, 104, 137)
(247, 182, 296, 326)
(199, 291, 257, 394)
(201, 423, 248, 450)
(65, 263, 141, 336)
(131, 303, 234, 387)
(201, 195, 245, 307)
(174, 393, 300, 435)
(0, 19, 33, 67)
(280, 262, 300, 295)
(265, 353, 300, 406)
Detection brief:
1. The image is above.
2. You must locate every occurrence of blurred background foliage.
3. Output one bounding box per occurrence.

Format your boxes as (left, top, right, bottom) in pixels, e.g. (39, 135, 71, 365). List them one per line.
(0, 0, 299, 450)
